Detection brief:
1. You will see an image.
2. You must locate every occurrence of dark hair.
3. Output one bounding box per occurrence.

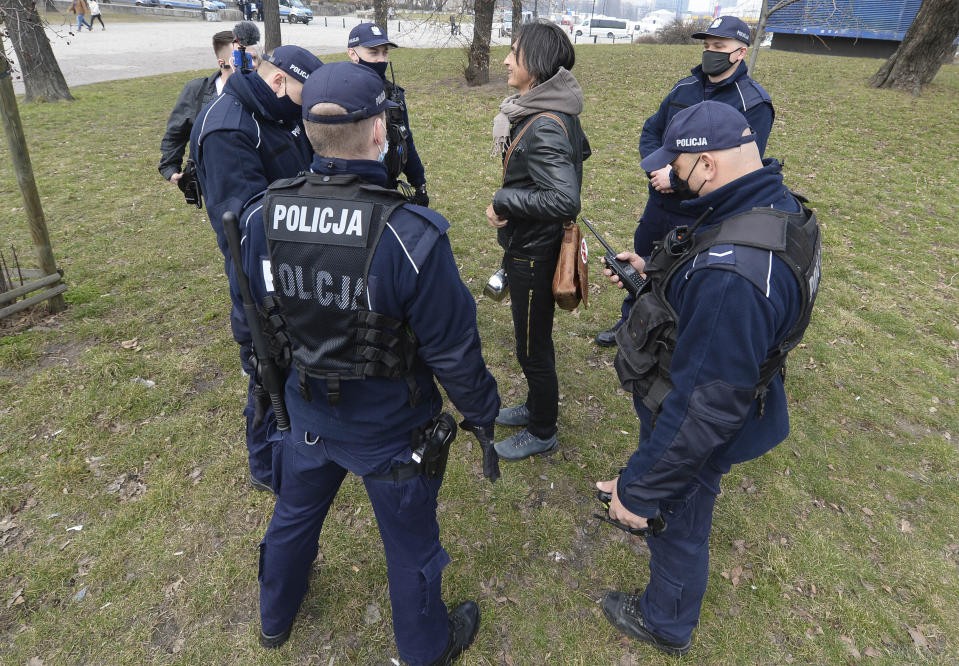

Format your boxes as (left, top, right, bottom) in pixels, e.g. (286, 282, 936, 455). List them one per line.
(213, 30, 234, 54)
(513, 19, 575, 87)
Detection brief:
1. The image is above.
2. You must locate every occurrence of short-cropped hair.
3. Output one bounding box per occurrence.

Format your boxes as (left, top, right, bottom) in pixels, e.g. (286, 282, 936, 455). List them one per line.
(514, 19, 575, 87)
(212, 30, 234, 53)
(304, 104, 381, 159)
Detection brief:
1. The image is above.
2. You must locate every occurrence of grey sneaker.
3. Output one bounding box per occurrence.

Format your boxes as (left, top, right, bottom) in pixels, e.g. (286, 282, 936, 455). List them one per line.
(495, 404, 530, 427)
(493, 428, 558, 461)
(601, 590, 691, 657)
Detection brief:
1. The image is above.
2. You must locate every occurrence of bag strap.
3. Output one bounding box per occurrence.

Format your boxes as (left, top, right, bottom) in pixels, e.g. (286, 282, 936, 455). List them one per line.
(502, 112, 570, 179)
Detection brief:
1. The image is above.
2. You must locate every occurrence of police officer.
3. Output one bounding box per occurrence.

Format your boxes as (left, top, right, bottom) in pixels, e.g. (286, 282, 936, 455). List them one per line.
(237, 62, 501, 664)
(347, 22, 430, 206)
(189, 45, 323, 491)
(595, 101, 820, 656)
(594, 15, 774, 347)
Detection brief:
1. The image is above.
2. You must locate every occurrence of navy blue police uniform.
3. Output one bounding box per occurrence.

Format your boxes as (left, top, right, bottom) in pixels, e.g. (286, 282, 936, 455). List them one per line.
(603, 102, 820, 654)
(347, 23, 428, 200)
(602, 19, 774, 338)
(189, 46, 321, 487)
(238, 62, 499, 664)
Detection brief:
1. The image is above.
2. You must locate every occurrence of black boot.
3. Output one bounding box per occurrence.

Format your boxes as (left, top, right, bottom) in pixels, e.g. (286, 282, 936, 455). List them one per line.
(428, 600, 480, 665)
(594, 321, 623, 347)
(601, 590, 691, 656)
(259, 624, 291, 649)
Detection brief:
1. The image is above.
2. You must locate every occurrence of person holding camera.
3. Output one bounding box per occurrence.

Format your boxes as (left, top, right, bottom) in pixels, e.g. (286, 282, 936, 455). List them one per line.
(486, 19, 590, 461)
(596, 101, 819, 657)
(346, 23, 430, 206)
(235, 61, 501, 663)
(189, 44, 322, 492)
(594, 16, 774, 348)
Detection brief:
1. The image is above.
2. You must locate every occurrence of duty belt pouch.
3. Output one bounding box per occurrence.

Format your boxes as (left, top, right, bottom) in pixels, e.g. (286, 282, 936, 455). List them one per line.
(614, 289, 677, 408)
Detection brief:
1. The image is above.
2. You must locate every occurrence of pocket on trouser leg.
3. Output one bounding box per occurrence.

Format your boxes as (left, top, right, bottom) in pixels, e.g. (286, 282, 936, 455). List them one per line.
(647, 560, 684, 621)
(258, 542, 266, 586)
(418, 548, 451, 616)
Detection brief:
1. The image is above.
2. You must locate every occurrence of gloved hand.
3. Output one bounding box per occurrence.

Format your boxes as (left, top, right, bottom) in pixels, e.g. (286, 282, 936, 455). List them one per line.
(252, 383, 271, 429)
(410, 183, 429, 207)
(460, 420, 499, 483)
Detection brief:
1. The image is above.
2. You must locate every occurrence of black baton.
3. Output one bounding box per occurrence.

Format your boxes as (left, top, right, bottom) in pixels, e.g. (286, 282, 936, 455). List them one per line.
(221, 211, 290, 431)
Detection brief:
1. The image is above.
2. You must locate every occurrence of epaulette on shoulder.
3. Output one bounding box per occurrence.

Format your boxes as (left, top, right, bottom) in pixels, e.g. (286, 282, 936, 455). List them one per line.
(737, 78, 772, 110)
(384, 204, 449, 271)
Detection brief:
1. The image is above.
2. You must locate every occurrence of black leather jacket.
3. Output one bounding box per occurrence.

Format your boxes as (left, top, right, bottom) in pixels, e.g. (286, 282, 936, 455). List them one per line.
(494, 112, 590, 260)
(158, 71, 220, 180)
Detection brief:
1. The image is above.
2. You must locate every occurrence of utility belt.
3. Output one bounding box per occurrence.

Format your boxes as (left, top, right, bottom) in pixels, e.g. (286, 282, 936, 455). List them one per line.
(366, 413, 457, 483)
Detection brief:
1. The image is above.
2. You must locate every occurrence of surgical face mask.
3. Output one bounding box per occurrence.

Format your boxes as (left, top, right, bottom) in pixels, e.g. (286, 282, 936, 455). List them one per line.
(673, 156, 704, 199)
(702, 49, 737, 77)
(378, 138, 390, 163)
(358, 57, 389, 79)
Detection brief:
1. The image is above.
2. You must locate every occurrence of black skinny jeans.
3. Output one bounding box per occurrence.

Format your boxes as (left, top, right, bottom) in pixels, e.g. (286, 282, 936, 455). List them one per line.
(508, 253, 558, 439)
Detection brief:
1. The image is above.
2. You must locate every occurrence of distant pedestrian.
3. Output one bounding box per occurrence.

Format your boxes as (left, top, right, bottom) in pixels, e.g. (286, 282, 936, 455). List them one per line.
(450, 15, 458, 35)
(88, 0, 105, 29)
(70, 0, 93, 32)
(255, 0, 263, 20)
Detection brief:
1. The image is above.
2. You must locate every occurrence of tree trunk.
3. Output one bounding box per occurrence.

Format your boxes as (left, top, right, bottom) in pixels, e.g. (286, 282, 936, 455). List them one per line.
(374, 0, 387, 32)
(870, 0, 959, 95)
(748, 0, 801, 76)
(465, 0, 494, 85)
(511, 0, 521, 37)
(260, 0, 282, 52)
(0, 0, 73, 103)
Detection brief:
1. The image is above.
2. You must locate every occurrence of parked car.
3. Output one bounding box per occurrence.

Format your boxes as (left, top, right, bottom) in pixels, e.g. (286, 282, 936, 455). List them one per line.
(251, 0, 312, 23)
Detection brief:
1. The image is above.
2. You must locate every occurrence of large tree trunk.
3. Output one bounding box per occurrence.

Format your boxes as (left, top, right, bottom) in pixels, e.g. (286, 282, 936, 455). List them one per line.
(0, 0, 73, 103)
(465, 0, 494, 85)
(260, 0, 281, 52)
(870, 0, 959, 95)
(748, 0, 801, 76)
(511, 0, 521, 37)
(374, 0, 387, 32)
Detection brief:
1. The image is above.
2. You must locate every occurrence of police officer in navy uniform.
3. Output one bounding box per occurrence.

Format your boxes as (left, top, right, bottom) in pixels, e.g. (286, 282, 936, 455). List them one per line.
(237, 61, 500, 664)
(347, 23, 430, 206)
(189, 45, 323, 491)
(595, 101, 820, 656)
(595, 16, 774, 347)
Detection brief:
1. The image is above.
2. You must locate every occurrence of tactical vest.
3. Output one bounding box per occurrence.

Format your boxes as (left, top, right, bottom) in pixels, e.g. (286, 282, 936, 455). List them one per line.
(614, 203, 821, 418)
(262, 173, 420, 406)
(383, 81, 409, 182)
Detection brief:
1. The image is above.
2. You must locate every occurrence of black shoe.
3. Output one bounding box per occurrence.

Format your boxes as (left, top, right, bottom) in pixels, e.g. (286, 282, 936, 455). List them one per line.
(428, 600, 480, 665)
(248, 472, 273, 494)
(601, 591, 691, 657)
(595, 322, 622, 347)
(259, 624, 291, 649)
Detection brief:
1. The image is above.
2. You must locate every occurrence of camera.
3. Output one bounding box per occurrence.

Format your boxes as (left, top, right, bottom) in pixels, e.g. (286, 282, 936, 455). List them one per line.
(483, 268, 509, 301)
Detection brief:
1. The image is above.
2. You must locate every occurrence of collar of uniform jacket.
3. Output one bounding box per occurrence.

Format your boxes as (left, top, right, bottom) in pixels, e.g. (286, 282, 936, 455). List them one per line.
(679, 159, 793, 223)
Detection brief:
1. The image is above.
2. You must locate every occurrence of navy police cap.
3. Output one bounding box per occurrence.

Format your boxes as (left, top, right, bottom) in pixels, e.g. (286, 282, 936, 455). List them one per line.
(302, 61, 399, 124)
(691, 15, 752, 45)
(348, 22, 399, 49)
(261, 45, 323, 84)
(640, 101, 757, 172)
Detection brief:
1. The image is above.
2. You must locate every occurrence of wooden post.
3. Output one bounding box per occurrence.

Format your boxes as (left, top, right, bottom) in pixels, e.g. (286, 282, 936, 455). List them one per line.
(0, 39, 65, 314)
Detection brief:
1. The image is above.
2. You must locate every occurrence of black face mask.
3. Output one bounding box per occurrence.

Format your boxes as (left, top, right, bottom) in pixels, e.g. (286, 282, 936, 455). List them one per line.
(673, 156, 705, 199)
(358, 57, 389, 79)
(702, 49, 737, 77)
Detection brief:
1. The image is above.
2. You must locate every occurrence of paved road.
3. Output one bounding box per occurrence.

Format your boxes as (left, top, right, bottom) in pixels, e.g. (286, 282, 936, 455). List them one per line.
(7, 16, 511, 95)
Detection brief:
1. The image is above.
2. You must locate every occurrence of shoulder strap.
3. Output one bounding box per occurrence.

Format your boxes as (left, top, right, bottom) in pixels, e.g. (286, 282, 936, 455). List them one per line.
(502, 112, 570, 178)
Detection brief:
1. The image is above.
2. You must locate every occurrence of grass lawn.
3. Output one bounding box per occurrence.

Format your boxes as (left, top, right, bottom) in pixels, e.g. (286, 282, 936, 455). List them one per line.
(0, 44, 957, 664)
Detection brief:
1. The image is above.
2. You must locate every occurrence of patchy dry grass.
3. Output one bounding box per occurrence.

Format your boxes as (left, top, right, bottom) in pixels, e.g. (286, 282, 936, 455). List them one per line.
(0, 44, 957, 664)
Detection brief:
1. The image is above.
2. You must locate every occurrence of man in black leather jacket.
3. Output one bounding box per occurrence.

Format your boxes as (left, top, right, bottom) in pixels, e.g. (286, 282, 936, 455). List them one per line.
(158, 31, 241, 186)
(487, 20, 591, 461)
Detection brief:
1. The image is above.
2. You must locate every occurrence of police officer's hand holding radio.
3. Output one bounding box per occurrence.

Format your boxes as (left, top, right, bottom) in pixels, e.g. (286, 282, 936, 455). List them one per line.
(237, 62, 500, 665)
